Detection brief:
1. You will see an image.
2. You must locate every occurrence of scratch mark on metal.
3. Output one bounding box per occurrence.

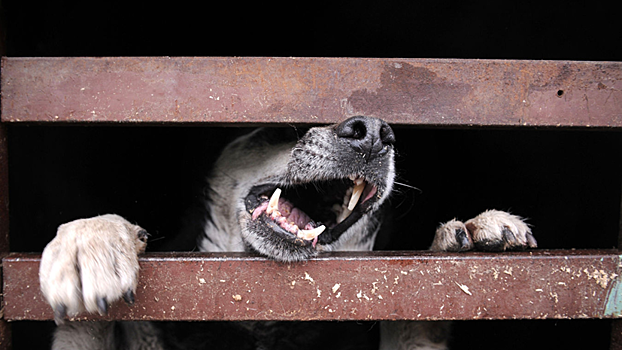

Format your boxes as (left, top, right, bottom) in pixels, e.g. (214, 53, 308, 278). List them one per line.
(455, 282, 472, 296)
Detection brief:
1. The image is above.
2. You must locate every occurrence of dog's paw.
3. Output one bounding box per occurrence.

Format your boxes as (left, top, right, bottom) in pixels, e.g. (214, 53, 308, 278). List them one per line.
(430, 219, 474, 252)
(465, 210, 537, 251)
(39, 214, 148, 324)
(430, 210, 536, 252)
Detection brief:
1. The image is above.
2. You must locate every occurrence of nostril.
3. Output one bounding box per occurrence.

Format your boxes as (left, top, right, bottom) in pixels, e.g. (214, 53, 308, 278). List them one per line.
(380, 124, 395, 145)
(336, 117, 368, 140)
(350, 121, 367, 139)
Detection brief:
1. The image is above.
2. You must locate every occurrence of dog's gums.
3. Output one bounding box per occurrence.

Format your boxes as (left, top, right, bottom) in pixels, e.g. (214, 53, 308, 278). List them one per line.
(249, 176, 378, 248)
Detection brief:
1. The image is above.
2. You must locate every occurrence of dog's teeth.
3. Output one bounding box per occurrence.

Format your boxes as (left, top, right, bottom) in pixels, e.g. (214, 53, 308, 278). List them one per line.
(348, 181, 365, 210)
(337, 207, 352, 224)
(297, 225, 326, 240)
(266, 188, 281, 215)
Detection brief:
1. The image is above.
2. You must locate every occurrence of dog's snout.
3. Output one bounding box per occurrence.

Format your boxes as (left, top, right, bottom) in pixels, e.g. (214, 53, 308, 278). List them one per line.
(336, 116, 395, 160)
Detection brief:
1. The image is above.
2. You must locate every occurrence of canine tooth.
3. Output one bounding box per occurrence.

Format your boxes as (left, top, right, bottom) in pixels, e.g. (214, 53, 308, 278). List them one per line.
(298, 225, 326, 240)
(348, 181, 365, 210)
(337, 207, 353, 224)
(354, 177, 364, 186)
(266, 188, 281, 215)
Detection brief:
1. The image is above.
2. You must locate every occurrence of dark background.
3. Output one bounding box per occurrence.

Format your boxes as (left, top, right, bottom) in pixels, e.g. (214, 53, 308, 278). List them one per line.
(3, 0, 622, 60)
(2, 0, 621, 349)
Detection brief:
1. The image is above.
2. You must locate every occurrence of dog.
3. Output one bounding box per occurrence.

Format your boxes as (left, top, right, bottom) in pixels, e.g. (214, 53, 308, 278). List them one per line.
(39, 116, 536, 349)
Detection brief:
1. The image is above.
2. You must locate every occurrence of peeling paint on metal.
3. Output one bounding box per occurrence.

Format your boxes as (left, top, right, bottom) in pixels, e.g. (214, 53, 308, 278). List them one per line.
(604, 255, 622, 317)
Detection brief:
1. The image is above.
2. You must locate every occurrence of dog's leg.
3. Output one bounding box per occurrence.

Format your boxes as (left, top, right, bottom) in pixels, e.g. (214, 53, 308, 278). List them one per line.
(380, 210, 536, 349)
(52, 322, 116, 350)
(52, 321, 163, 350)
(40, 214, 154, 349)
(380, 321, 450, 350)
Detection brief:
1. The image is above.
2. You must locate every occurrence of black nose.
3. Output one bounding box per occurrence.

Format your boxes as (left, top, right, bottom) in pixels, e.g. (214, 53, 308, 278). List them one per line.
(336, 116, 395, 160)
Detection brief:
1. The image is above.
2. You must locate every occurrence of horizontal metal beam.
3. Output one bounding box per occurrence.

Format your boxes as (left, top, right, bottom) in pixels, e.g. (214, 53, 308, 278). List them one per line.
(3, 250, 621, 321)
(2, 57, 621, 127)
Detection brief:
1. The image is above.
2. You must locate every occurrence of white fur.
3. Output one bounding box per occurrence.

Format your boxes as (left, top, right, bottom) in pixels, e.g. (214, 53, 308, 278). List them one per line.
(40, 214, 146, 318)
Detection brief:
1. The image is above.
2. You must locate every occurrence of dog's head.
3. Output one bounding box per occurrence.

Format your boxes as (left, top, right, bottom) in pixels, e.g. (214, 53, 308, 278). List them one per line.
(205, 116, 396, 261)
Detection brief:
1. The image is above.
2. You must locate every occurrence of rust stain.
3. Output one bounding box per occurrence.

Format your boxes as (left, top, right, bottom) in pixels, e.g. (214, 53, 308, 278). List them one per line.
(346, 62, 471, 123)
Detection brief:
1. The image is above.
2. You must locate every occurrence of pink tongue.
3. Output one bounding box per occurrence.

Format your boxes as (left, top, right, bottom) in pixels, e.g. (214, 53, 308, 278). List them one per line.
(252, 197, 314, 232)
(288, 208, 312, 229)
(278, 198, 294, 215)
(279, 198, 313, 228)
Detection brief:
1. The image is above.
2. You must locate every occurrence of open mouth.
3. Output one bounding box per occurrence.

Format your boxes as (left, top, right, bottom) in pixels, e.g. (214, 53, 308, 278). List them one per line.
(244, 176, 379, 248)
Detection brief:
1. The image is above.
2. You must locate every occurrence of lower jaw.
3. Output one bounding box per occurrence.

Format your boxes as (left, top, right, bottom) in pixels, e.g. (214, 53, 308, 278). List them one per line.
(264, 219, 314, 248)
(253, 203, 367, 250)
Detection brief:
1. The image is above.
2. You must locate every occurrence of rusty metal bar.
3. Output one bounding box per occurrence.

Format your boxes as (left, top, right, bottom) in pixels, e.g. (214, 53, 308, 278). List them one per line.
(2, 57, 621, 127)
(3, 250, 621, 322)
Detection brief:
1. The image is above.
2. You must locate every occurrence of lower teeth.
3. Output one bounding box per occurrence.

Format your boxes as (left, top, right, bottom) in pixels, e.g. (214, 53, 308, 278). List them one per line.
(257, 179, 366, 242)
(297, 225, 326, 240)
(264, 187, 327, 242)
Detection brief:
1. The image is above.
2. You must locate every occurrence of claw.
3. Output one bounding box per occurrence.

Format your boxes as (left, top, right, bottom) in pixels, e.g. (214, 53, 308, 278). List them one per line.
(138, 229, 149, 242)
(455, 228, 472, 251)
(503, 227, 538, 250)
(97, 297, 108, 316)
(501, 227, 518, 245)
(123, 289, 135, 305)
(53, 304, 67, 325)
(526, 232, 538, 248)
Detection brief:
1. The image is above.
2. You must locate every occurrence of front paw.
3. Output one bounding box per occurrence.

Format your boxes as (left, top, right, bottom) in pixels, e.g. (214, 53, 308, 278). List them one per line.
(39, 214, 148, 324)
(431, 210, 536, 252)
(465, 210, 537, 251)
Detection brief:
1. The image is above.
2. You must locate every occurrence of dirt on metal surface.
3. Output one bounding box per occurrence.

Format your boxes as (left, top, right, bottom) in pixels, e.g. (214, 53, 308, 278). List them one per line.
(3, 250, 621, 322)
(2, 57, 621, 127)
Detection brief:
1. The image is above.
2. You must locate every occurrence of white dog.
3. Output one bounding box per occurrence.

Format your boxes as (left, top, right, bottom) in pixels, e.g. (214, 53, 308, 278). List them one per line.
(40, 116, 536, 349)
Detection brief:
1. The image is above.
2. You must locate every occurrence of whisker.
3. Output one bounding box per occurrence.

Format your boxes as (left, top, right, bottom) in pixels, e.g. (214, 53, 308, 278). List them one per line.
(394, 181, 421, 192)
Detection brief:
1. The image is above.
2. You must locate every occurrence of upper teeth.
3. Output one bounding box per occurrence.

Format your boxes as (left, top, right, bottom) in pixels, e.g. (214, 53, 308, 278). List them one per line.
(336, 177, 366, 224)
(266, 188, 281, 215)
(348, 178, 365, 210)
(336, 206, 352, 224)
